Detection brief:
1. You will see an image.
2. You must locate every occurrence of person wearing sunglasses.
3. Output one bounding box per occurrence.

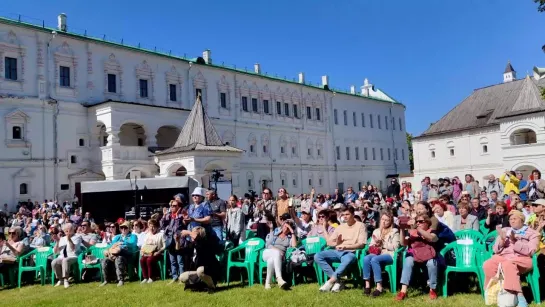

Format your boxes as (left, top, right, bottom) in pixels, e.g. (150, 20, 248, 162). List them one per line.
(0, 226, 25, 270)
(162, 196, 186, 284)
(104, 223, 119, 244)
(396, 214, 439, 301)
(184, 187, 211, 233)
(132, 221, 146, 248)
(100, 221, 137, 287)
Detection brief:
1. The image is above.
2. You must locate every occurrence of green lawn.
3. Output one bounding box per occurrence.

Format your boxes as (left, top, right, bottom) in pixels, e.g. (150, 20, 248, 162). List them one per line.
(1, 281, 489, 307)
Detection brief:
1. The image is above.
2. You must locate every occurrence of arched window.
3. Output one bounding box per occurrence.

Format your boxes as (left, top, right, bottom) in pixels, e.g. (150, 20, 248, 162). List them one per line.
(431, 151, 436, 158)
(175, 166, 187, 176)
(79, 138, 85, 146)
(510, 129, 537, 145)
(70, 155, 77, 164)
(482, 145, 488, 154)
(19, 183, 28, 195)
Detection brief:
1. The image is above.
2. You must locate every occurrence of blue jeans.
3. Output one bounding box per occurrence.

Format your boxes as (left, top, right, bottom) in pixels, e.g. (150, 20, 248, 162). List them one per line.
(400, 256, 438, 289)
(212, 226, 224, 244)
(168, 251, 184, 280)
(314, 250, 356, 280)
(362, 254, 393, 283)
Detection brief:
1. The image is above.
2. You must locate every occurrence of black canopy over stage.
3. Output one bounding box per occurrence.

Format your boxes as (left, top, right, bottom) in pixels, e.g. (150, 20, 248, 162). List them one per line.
(81, 177, 199, 223)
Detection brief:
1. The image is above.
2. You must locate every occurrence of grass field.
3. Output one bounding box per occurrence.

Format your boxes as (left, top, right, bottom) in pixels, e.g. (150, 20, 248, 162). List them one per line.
(0, 281, 490, 307)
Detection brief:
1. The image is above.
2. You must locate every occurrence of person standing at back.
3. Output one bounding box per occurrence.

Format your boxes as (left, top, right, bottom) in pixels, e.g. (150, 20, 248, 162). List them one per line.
(206, 189, 226, 243)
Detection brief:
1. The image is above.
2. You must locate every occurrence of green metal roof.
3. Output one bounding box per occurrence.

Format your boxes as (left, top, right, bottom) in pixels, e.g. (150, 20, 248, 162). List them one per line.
(0, 15, 402, 106)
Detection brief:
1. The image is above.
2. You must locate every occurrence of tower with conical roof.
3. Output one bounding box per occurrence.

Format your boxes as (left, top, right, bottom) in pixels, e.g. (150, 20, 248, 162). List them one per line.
(503, 60, 516, 83)
(154, 94, 243, 194)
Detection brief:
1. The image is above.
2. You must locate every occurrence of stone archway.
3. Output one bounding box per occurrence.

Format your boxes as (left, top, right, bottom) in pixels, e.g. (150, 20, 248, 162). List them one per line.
(156, 125, 180, 148)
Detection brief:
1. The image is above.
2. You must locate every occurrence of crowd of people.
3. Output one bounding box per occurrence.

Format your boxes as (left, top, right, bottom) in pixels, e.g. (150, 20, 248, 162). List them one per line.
(0, 170, 544, 306)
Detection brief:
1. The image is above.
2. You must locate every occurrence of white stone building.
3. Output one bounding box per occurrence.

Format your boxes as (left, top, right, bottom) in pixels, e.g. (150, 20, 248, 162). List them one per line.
(411, 61, 545, 185)
(0, 14, 409, 210)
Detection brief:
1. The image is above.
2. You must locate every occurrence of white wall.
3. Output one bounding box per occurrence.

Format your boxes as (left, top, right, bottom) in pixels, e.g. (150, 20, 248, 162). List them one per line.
(0, 20, 410, 206)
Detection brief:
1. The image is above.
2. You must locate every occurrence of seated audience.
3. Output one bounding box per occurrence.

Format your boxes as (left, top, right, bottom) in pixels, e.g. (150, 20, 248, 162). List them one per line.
(0, 226, 26, 273)
(483, 210, 540, 307)
(132, 220, 147, 248)
(485, 201, 510, 231)
(100, 221, 137, 287)
(315, 206, 367, 293)
(432, 200, 454, 229)
(52, 223, 82, 288)
(362, 211, 400, 296)
(469, 197, 488, 221)
(262, 219, 297, 290)
(396, 214, 439, 301)
(139, 219, 166, 283)
(452, 201, 479, 232)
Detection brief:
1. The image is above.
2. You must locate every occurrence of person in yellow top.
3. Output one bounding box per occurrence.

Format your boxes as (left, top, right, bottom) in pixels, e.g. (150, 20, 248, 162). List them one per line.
(499, 170, 520, 198)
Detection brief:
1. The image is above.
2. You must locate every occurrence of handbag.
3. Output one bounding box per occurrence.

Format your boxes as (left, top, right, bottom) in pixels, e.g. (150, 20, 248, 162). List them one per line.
(368, 245, 382, 255)
(141, 244, 157, 255)
(411, 241, 436, 262)
(485, 263, 517, 307)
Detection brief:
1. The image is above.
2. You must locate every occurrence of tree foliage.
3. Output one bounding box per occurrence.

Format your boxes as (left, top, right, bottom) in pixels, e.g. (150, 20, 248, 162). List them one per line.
(541, 87, 545, 100)
(406, 132, 414, 171)
(536, 0, 545, 12)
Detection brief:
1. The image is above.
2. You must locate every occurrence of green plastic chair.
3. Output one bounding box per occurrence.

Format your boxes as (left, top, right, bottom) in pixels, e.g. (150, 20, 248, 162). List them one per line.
(245, 230, 256, 240)
(475, 247, 493, 296)
(78, 244, 110, 282)
(321, 239, 369, 288)
(258, 246, 296, 285)
(17, 246, 53, 288)
(383, 246, 405, 293)
(479, 220, 489, 235)
(524, 254, 541, 304)
(454, 229, 484, 242)
(50, 254, 82, 285)
(440, 240, 484, 297)
(138, 251, 167, 281)
(226, 238, 265, 286)
(292, 236, 326, 285)
(480, 230, 497, 249)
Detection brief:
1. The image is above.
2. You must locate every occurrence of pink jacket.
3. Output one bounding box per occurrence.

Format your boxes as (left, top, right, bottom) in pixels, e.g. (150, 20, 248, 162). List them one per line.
(493, 226, 540, 259)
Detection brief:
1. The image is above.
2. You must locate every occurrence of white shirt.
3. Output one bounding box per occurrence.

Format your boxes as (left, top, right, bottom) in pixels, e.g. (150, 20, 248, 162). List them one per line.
(57, 235, 82, 258)
(136, 232, 147, 248)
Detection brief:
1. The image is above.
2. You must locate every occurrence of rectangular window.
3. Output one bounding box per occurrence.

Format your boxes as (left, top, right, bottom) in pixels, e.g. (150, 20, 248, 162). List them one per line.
(361, 113, 365, 127)
(334, 109, 338, 125)
(399, 118, 403, 131)
(306, 106, 312, 119)
(395, 148, 399, 160)
(169, 84, 177, 101)
(364, 147, 368, 160)
(195, 88, 202, 98)
(276, 101, 282, 115)
(388, 148, 391, 160)
(251, 98, 258, 112)
(317, 148, 321, 157)
(242, 96, 248, 112)
(284, 103, 290, 116)
(293, 104, 298, 118)
(60, 66, 70, 87)
(139, 79, 148, 98)
(316, 108, 321, 121)
(378, 115, 382, 129)
(392, 117, 396, 130)
(12, 126, 22, 139)
(402, 149, 405, 160)
(355, 147, 360, 160)
(380, 148, 384, 160)
(5, 57, 17, 80)
(369, 114, 374, 128)
(372, 148, 376, 160)
(220, 92, 227, 108)
(385, 116, 388, 130)
(353, 112, 357, 127)
(107, 74, 116, 93)
(343, 110, 348, 125)
(263, 99, 269, 114)
(346, 147, 350, 160)
(60, 184, 70, 191)
(336, 146, 340, 160)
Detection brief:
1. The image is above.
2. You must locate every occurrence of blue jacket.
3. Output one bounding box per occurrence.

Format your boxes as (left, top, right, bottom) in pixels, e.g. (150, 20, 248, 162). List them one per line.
(112, 233, 138, 253)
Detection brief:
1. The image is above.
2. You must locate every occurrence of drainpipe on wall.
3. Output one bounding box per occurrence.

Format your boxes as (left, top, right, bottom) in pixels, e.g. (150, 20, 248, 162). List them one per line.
(53, 102, 59, 200)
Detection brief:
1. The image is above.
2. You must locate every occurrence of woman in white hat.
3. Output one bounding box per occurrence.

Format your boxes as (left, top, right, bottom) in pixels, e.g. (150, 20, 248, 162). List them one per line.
(184, 187, 212, 232)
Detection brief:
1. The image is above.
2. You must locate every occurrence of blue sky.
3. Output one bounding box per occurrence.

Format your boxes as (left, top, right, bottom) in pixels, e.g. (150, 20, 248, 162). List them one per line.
(3, 0, 545, 135)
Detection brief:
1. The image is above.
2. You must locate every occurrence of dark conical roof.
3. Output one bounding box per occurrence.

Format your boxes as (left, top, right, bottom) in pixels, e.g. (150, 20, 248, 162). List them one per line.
(504, 61, 515, 73)
(155, 95, 242, 155)
(173, 95, 223, 148)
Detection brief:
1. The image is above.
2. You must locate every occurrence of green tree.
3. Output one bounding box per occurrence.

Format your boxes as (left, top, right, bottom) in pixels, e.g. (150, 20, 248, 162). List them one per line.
(536, 0, 545, 12)
(406, 132, 414, 171)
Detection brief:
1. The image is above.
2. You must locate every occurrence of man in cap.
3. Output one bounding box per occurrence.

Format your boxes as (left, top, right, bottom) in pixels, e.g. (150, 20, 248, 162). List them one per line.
(184, 187, 211, 232)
